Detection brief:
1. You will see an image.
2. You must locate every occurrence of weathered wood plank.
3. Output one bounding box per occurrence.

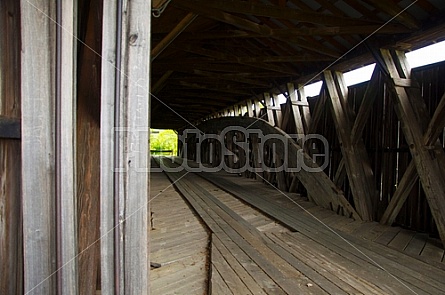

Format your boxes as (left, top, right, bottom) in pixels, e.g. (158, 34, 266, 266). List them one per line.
(76, 1, 102, 292)
(59, 0, 78, 293)
(211, 241, 253, 294)
(121, 1, 151, 293)
(21, 1, 56, 293)
(0, 0, 22, 293)
(200, 169, 444, 294)
(100, 0, 119, 292)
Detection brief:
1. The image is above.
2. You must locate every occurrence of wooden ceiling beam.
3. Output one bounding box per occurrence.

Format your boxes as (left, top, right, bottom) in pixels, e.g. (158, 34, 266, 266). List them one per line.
(171, 75, 270, 88)
(172, 1, 341, 58)
(362, 0, 420, 29)
(151, 70, 174, 95)
(151, 12, 198, 61)
(175, 81, 253, 96)
(152, 0, 170, 9)
(184, 23, 410, 39)
(191, 69, 272, 87)
(159, 91, 240, 102)
(179, 45, 300, 75)
(179, 0, 380, 26)
(180, 44, 332, 63)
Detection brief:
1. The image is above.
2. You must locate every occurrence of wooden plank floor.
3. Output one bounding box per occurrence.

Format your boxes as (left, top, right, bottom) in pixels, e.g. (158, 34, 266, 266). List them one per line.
(149, 165, 210, 295)
(202, 170, 445, 266)
(157, 157, 445, 294)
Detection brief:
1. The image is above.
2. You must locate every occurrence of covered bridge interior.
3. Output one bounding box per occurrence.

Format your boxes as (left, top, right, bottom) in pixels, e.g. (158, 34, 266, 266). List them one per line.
(1, 0, 445, 294)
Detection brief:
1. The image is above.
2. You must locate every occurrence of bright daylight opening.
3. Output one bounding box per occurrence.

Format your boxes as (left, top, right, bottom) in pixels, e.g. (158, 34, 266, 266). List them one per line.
(300, 40, 445, 99)
(150, 129, 178, 156)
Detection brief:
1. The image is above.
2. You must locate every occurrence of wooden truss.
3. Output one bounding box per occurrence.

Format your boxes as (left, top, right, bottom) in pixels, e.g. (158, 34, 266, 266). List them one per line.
(378, 49, 445, 246)
(323, 70, 377, 221)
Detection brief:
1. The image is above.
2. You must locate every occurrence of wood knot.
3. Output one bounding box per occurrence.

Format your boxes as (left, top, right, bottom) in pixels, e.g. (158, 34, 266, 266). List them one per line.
(129, 34, 138, 45)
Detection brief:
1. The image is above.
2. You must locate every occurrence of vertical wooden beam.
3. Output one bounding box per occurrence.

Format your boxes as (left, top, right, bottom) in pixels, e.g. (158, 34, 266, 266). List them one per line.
(380, 49, 445, 245)
(324, 71, 376, 221)
(246, 99, 254, 117)
(21, 1, 57, 293)
(296, 84, 312, 133)
(105, 0, 151, 293)
(59, 0, 78, 292)
(264, 93, 275, 125)
(272, 94, 283, 127)
(0, 0, 22, 293)
(254, 100, 262, 118)
(287, 83, 305, 135)
(100, 0, 118, 293)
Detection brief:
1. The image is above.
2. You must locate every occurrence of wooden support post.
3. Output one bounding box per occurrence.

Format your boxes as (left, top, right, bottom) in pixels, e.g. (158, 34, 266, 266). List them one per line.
(121, 0, 151, 288)
(324, 70, 376, 221)
(100, 0, 118, 292)
(59, 0, 78, 292)
(21, 1, 57, 293)
(380, 51, 445, 225)
(246, 99, 254, 117)
(101, 0, 151, 293)
(264, 93, 275, 125)
(335, 66, 382, 189)
(254, 100, 262, 118)
(307, 85, 327, 135)
(380, 49, 445, 245)
(296, 83, 312, 134)
(272, 94, 283, 128)
(287, 83, 305, 135)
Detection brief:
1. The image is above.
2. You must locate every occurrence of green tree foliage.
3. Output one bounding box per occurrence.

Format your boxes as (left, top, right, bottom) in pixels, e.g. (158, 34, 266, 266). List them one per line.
(150, 129, 177, 155)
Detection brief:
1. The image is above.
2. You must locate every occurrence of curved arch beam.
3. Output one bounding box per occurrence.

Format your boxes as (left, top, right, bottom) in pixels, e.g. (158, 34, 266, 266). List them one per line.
(196, 116, 361, 221)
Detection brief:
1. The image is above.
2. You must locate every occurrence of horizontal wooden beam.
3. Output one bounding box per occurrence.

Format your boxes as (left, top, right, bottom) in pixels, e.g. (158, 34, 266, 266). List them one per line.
(176, 81, 252, 96)
(184, 23, 410, 39)
(183, 0, 380, 27)
(362, 0, 419, 29)
(0, 116, 20, 139)
(191, 70, 272, 87)
(172, 1, 341, 58)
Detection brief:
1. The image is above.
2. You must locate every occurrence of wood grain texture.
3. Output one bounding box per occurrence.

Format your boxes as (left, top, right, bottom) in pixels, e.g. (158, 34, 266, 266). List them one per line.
(77, 0, 103, 293)
(118, 0, 152, 292)
(0, 0, 22, 294)
(21, 1, 57, 293)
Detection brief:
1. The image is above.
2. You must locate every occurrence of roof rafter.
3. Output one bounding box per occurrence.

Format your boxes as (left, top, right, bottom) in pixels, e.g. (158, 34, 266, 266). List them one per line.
(180, 0, 381, 26)
(172, 0, 342, 57)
